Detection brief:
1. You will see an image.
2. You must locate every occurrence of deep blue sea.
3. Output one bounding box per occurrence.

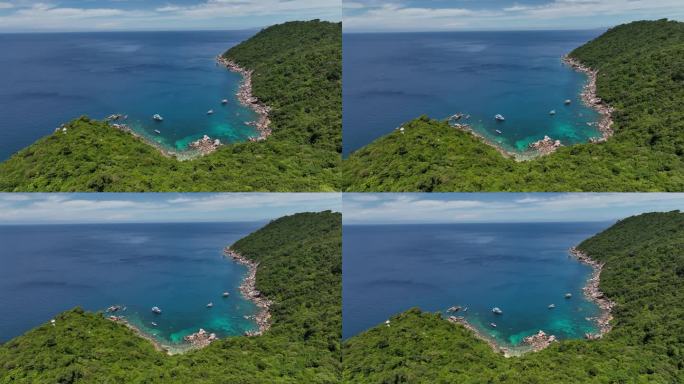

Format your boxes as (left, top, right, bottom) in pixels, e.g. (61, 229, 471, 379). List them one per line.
(0, 222, 264, 349)
(343, 30, 604, 157)
(0, 31, 259, 160)
(343, 222, 611, 349)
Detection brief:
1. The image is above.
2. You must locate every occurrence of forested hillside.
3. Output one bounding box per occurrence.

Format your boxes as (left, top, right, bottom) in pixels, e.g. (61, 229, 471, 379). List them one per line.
(343, 211, 684, 383)
(0, 20, 341, 192)
(343, 19, 684, 191)
(0, 211, 342, 383)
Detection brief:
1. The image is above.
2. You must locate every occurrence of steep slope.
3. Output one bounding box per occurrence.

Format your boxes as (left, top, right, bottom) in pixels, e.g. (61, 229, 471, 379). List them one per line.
(343, 211, 684, 383)
(0, 211, 342, 383)
(343, 19, 684, 191)
(0, 20, 341, 192)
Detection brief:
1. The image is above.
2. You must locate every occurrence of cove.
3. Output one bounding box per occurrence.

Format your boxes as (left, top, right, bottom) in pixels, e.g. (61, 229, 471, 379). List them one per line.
(0, 222, 263, 352)
(343, 222, 611, 353)
(343, 30, 604, 157)
(0, 31, 260, 161)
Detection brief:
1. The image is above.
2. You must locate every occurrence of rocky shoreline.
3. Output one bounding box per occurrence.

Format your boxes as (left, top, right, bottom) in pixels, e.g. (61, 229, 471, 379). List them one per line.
(529, 135, 562, 156)
(448, 122, 564, 161)
(103, 246, 273, 354)
(224, 248, 272, 335)
(189, 135, 222, 156)
(522, 330, 557, 352)
(183, 328, 218, 349)
(569, 247, 615, 338)
(443, 247, 614, 356)
(447, 316, 514, 356)
(106, 315, 174, 355)
(446, 123, 531, 161)
(217, 56, 272, 141)
(563, 55, 615, 141)
(109, 123, 182, 159)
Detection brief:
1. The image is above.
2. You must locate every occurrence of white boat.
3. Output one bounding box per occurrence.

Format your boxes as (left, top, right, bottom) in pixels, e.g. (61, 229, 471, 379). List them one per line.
(222, 292, 230, 298)
(154, 129, 161, 134)
(495, 114, 505, 121)
(207, 302, 214, 308)
(565, 293, 572, 299)
(151, 322, 158, 327)
(549, 110, 556, 115)
(490, 322, 497, 328)
(548, 304, 556, 309)
(495, 129, 503, 134)
(153, 114, 164, 122)
(151, 306, 162, 314)
(207, 110, 214, 115)
(221, 99, 229, 105)
(564, 99, 572, 105)
(492, 307, 503, 315)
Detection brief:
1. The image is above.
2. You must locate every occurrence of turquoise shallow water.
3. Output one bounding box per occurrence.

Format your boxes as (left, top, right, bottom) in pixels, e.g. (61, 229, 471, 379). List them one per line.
(343, 30, 604, 157)
(343, 222, 609, 348)
(0, 31, 259, 160)
(0, 222, 263, 347)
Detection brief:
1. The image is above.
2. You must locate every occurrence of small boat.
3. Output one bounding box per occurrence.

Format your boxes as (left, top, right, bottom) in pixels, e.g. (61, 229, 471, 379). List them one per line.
(207, 110, 214, 115)
(221, 99, 229, 105)
(565, 293, 572, 299)
(151, 322, 158, 327)
(153, 114, 164, 122)
(495, 129, 503, 134)
(222, 292, 230, 298)
(206, 302, 214, 308)
(564, 99, 572, 105)
(490, 323, 497, 328)
(492, 307, 503, 315)
(154, 129, 161, 134)
(548, 304, 556, 309)
(549, 110, 556, 115)
(447, 306, 462, 313)
(151, 306, 162, 314)
(495, 114, 505, 121)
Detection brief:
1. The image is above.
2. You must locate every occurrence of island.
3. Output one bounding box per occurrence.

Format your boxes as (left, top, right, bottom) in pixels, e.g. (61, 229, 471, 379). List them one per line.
(342, 19, 684, 192)
(343, 211, 684, 383)
(0, 211, 342, 383)
(0, 20, 341, 192)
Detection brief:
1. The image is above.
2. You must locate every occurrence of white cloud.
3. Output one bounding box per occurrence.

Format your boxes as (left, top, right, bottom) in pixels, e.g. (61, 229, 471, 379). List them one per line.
(0, 0, 340, 32)
(153, 0, 340, 19)
(343, 193, 684, 224)
(506, 0, 684, 18)
(344, 0, 684, 32)
(344, 3, 485, 31)
(0, 193, 341, 224)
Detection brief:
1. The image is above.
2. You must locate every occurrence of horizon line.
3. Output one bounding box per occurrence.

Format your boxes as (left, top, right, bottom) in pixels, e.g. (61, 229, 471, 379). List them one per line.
(343, 219, 617, 225)
(342, 26, 609, 34)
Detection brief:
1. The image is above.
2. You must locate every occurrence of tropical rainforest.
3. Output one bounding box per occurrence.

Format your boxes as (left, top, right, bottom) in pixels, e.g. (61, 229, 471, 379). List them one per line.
(343, 19, 684, 192)
(0, 20, 341, 192)
(0, 211, 342, 383)
(343, 211, 684, 383)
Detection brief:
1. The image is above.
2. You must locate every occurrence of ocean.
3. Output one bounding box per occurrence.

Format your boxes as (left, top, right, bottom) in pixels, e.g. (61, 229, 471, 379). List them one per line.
(0, 31, 259, 160)
(0, 222, 263, 349)
(343, 222, 611, 349)
(343, 30, 604, 157)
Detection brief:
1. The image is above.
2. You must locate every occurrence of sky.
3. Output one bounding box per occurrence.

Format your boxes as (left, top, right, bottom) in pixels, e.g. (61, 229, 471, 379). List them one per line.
(0, 193, 341, 224)
(0, 0, 340, 32)
(343, 0, 684, 32)
(343, 193, 684, 224)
